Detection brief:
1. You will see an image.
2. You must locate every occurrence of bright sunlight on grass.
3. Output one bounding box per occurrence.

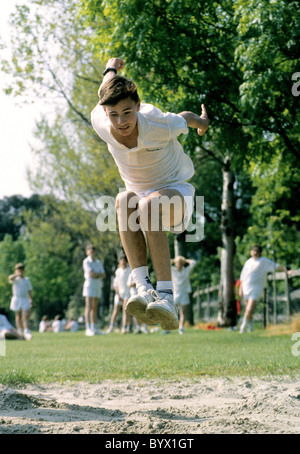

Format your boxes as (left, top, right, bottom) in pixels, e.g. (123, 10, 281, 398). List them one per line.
(0, 327, 299, 386)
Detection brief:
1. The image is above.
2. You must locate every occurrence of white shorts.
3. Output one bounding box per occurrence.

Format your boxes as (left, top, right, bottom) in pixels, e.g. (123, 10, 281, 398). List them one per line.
(243, 292, 262, 302)
(10, 296, 31, 312)
(174, 293, 190, 307)
(83, 280, 102, 298)
(119, 290, 130, 301)
(114, 294, 122, 307)
(135, 182, 195, 234)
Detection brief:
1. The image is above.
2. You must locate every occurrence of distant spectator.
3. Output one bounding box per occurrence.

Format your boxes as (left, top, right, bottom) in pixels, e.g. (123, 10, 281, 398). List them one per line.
(0, 308, 25, 340)
(82, 245, 106, 336)
(171, 256, 196, 335)
(64, 318, 79, 332)
(115, 256, 132, 334)
(106, 276, 123, 333)
(239, 244, 287, 333)
(8, 263, 33, 340)
(39, 315, 53, 333)
(52, 315, 65, 333)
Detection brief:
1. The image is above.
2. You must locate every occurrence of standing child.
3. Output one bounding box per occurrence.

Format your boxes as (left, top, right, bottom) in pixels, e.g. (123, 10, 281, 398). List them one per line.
(83, 244, 106, 336)
(239, 244, 286, 333)
(106, 276, 123, 333)
(114, 256, 132, 334)
(171, 256, 196, 334)
(91, 57, 209, 331)
(8, 263, 33, 340)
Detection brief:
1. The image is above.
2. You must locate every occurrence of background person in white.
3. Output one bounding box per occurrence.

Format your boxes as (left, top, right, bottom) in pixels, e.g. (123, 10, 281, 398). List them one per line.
(114, 256, 132, 334)
(8, 263, 33, 340)
(91, 57, 209, 332)
(239, 244, 286, 333)
(0, 309, 26, 340)
(171, 256, 196, 334)
(83, 245, 106, 336)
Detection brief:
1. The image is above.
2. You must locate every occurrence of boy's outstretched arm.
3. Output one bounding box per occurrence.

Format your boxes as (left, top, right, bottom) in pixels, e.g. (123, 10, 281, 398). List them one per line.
(179, 104, 209, 136)
(98, 58, 124, 96)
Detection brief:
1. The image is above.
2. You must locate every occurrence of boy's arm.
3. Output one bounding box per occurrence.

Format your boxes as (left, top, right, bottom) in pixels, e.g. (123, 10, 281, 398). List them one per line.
(98, 58, 124, 96)
(179, 104, 209, 136)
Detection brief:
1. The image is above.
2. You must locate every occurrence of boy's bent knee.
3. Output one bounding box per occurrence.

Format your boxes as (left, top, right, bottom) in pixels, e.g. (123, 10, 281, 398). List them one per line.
(115, 191, 139, 213)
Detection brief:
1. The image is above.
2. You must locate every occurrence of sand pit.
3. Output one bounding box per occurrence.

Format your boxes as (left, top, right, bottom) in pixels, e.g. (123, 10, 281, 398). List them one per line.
(0, 376, 299, 434)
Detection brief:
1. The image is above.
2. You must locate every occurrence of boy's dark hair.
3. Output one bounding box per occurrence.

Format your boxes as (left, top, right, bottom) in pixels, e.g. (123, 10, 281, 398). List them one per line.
(251, 244, 262, 253)
(99, 75, 140, 106)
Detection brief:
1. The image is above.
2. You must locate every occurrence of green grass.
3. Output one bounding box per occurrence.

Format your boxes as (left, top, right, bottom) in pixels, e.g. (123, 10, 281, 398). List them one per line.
(0, 327, 299, 386)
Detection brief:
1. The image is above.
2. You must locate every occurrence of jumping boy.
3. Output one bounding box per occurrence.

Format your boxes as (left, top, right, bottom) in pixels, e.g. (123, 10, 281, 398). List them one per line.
(91, 58, 209, 330)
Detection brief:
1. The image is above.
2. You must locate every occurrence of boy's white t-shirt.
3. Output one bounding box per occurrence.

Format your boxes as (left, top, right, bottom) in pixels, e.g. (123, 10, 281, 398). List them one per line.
(91, 103, 194, 193)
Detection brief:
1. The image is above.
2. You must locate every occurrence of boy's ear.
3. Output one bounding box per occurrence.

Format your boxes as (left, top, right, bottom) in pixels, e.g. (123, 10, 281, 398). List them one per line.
(136, 101, 141, 111)
(103, 106, 108, 117)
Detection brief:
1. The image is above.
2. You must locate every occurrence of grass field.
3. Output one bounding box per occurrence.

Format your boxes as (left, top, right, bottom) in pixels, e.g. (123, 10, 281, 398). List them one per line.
(1, 325, 299, 386)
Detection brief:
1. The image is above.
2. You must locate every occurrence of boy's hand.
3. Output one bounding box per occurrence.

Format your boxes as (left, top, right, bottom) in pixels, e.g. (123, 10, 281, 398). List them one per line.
(197, 104, 209, 136)
(106, 58, 124, 72)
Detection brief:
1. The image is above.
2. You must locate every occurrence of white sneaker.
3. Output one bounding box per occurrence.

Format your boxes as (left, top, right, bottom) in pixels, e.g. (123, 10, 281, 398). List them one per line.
(125, 285, 156, 324)
(146, 291, 179, 330)
(85, 328, 95, 336)
(23, 330, 32, 341)
(106, 325, 114, 334)
(94, 328, 105, 335)
(179, 327, 184, 335)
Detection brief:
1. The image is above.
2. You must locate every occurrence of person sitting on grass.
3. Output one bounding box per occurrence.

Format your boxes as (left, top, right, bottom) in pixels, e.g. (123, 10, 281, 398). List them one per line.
(0, 308, 26, 340)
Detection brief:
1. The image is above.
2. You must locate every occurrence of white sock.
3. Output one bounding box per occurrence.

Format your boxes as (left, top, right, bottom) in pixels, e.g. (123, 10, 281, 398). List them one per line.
(132, 266, 153, 289)
(240, 317, 247, 329)
(86, 323, 91, 330)
(156, 281, 173, 293)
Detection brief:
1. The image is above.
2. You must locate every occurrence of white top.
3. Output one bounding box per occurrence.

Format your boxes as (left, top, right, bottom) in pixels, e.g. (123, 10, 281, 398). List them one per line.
(171, 259, 196, 297)
(11, 276, 32, 297)
(91, 102, 194, 193)
(0, 314, 13, 332)
(115, 266, 131, 299)
(83, 256, 105, 284)
(240, 256, 279, 297)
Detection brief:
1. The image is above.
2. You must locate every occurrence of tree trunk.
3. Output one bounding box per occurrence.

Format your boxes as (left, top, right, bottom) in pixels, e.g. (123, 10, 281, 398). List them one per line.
(217, 158, 237, 327)
(174, 231, 187, 257)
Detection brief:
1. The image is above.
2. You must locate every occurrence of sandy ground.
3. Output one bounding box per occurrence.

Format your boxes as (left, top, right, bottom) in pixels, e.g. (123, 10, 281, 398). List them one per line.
(0, 376, 299, 435)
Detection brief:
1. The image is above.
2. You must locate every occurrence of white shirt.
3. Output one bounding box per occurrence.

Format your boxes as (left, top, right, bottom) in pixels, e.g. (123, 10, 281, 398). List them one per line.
(240, 256, 279, 297)
(91, 103, 194, 193)
(11, 276, 32, 297)
(83, 256, 105, 284)
(171, 260, 196, 297)
(115, 266, 131, 299)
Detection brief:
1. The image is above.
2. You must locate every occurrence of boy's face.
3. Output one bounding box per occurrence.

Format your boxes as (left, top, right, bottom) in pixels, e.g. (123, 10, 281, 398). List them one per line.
(104, 98, 140, 138)
(251, 247, 261, 259)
